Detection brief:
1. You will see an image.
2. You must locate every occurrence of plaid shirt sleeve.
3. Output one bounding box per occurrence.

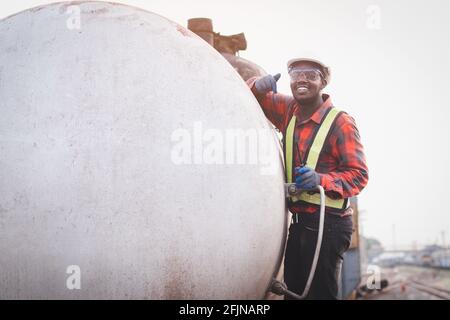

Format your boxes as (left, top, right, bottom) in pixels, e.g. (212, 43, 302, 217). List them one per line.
(247, 76, 368, 200)
(246, 76, 291, 132)
(319, 113, 369, 199)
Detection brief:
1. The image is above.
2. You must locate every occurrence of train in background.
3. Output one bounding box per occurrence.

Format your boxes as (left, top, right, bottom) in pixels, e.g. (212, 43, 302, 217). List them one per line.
(430, 249, 450, 269)
(371, 245, 450, 270)
(406, 246, 450, 269)
(186, 18, 363, 299)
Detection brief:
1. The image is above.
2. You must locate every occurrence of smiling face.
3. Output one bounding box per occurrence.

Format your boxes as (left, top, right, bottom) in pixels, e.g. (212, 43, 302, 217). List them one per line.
(289, 61, 327, 103)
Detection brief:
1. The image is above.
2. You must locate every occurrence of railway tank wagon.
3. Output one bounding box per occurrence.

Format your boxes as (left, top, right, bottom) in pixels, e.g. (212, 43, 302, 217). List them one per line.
(0, 2, 287, 299)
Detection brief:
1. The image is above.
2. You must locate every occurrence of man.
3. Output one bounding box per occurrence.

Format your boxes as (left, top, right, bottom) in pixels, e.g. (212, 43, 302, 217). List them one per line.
(247, 58, 368, 299)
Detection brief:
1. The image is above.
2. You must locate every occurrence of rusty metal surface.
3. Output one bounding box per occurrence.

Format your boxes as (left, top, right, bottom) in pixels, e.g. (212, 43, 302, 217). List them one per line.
(221, 53, 267, 81)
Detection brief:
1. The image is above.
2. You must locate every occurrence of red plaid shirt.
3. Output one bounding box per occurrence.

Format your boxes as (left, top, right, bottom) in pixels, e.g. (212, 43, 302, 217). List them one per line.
(247, 78, 369, 214)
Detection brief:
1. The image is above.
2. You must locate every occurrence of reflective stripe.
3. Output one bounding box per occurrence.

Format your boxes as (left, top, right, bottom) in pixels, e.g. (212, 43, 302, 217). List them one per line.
(285, 108, 346, 209)
(306, 108, 340, 169)
(285, 114, 296, 185)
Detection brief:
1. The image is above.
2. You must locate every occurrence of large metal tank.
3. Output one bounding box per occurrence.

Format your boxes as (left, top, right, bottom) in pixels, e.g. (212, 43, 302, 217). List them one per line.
(0, 2, 286, 299)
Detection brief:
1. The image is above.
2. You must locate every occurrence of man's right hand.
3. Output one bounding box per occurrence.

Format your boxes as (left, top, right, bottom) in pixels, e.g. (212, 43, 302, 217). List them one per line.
(255, 73, 281, 94)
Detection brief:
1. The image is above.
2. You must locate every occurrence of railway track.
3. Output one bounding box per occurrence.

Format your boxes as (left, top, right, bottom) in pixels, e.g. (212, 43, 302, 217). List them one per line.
(360, 266, 450, 300)
(407, 280, 450, 299)
(361, 280, 449, 300)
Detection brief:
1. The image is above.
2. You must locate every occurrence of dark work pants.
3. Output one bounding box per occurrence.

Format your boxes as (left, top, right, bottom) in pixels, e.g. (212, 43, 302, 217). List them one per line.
(284, 213, 353, 300)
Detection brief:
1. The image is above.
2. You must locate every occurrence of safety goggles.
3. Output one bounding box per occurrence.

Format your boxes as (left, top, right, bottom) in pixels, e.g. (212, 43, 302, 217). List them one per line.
(288, 68, 323, 82)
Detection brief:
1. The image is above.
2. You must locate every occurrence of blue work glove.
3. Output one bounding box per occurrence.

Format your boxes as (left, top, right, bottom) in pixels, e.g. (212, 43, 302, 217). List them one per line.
(295, 166, 321, 190)
(255, 73, 281, 94)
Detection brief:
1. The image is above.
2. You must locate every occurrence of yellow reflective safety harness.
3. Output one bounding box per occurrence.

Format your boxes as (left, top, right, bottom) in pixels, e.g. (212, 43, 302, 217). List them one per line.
(284, 104, 348, 210)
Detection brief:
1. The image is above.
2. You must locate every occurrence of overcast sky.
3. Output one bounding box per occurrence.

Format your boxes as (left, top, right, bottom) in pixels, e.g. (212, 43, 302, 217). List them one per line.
(1, 0, 449, 250)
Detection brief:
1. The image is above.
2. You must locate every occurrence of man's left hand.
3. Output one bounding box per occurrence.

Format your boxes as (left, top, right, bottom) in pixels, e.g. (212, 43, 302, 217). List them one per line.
(295, 166, 321, 190)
